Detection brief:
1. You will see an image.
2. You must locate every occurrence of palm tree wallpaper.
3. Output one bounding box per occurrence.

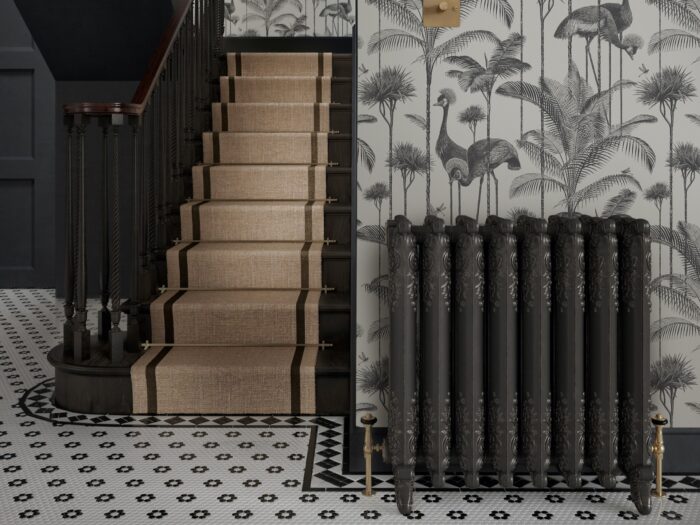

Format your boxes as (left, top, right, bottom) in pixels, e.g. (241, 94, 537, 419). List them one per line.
(223, 0, 354, 36)
(355, 0, 700, 428)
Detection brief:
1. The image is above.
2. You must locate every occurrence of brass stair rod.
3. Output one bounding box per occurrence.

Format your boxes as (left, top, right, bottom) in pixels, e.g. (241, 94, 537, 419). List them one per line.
(172, 238, 337, 245)
(651, 413, 668, 498)
(141, 340, 333, 350)
(158, 286, 335, 293)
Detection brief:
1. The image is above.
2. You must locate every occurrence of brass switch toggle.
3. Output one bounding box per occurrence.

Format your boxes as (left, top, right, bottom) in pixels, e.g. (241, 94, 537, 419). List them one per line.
(424, 0, 459, 27)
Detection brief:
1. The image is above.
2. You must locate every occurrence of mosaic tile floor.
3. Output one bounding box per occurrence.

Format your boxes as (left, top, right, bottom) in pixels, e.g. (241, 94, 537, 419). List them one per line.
(1, 289, 700, 523)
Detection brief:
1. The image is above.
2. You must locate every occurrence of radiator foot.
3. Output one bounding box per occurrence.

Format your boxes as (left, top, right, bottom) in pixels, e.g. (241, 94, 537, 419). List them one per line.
(597, 472, 617, 490)
(629, 466, 653, 515)
(563, 472, 582, 489)
(531, 472, 547, 489)
(394, 466, 415, 515)
(498, 472, 513, 489)
(464, 471, 480, 489)
(429, 472, 446, 489)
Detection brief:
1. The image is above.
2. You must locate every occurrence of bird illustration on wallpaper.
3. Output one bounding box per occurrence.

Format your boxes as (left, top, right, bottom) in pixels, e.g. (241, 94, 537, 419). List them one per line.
(223, 0, 353, 36)
(367, 0, 515, 214)
(434, 89, 521, 223)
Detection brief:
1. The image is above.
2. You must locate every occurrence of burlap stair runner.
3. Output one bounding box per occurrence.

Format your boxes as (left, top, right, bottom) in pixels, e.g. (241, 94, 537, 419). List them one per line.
(131, 52, 334, 415)
(203, 132, 328, 164)
(180, 200, 325, 241)
(212, 103, 333, 132)
(192, 165, 326, 200)
(167, 242, 323, 289)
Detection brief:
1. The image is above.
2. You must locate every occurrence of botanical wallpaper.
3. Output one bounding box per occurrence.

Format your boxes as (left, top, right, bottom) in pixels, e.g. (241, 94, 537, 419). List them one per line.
(223, 0, 354, 36)
(355, 0, 700, 428)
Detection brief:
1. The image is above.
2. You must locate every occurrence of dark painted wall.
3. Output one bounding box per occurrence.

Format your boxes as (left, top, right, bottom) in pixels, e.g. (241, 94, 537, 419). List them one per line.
(0, 0, 55, 287)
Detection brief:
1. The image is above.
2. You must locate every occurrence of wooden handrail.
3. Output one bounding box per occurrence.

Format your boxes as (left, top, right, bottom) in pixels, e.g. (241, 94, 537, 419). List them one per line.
(63, 0, 198, 117)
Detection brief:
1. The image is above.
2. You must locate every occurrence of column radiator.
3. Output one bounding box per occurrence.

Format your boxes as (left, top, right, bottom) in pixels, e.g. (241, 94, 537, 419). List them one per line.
(385, 214, 652, 515)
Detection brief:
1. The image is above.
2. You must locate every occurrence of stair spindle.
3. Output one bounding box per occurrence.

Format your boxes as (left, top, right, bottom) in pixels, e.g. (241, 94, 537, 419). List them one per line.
(109, 119, 126, 362)
(98, 118, 112, 341)
(73, 118, 91, 361)
(63, 118, 76, 354)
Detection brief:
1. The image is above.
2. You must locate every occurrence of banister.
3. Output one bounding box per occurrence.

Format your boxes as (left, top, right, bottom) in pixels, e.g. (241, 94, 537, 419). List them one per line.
(63, 0, 215, 116)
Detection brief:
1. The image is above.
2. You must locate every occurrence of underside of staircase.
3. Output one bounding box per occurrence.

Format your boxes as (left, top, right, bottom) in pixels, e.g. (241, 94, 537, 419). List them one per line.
(130, 51, 352, 416)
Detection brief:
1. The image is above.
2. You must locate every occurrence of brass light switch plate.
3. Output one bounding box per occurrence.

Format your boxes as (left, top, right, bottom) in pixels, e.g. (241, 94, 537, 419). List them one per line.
(423, 0, 459, 27)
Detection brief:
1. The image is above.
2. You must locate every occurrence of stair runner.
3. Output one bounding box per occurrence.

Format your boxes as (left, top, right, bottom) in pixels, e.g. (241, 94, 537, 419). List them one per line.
(131, 52, 337, 415)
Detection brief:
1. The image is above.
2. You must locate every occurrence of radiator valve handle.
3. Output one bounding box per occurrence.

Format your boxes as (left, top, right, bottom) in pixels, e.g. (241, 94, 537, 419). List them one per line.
(361, 413, 383, 496)
(650, 413, 668, 498)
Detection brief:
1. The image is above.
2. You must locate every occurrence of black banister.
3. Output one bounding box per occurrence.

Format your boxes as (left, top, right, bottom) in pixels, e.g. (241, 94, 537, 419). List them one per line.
(60, 0, 224, 364)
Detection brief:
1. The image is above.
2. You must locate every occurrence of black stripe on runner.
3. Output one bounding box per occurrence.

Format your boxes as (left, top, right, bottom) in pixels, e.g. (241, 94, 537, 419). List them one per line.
(228, 77, 235, 102)
(311, 133, 318, 164)
(146, 345, 174, 414)
(212, 132, 220, 163)
(191, 201, 205, 240)
(235, 53, 242, 76)
(163, 290, 186, 344)
(317, 52, 323, 76)
(178, 242, 197, 287)
(202, 165, 212, 199)
(315, 77, 322, 103)
(307, 165, 316, 200)
(221, 104, 228, 131)
(314, 104, 320, 132)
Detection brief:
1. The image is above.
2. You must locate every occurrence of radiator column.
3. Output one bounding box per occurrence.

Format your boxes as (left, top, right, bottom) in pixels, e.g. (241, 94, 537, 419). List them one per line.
(415, 216, 452, 489)
(386, 216, 419, 515)
(515, 216, 551, 488)
(581, 217, 619, 489)
(448, 216, 485, 489)
(481, 216, 518, 488)
(614, 216, 653, 515)
(549, 214, 585, 488)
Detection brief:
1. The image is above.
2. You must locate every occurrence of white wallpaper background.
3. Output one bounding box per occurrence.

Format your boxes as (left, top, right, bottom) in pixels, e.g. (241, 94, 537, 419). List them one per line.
(355, 0, 700, 428)
(223, 0, 354, 36)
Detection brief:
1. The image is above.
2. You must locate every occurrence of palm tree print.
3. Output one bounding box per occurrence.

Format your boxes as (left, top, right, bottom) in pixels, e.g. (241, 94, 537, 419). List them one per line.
(367, 0, 514, 214)
(497, 64, 656, 214)
(359, 67, 417, 219)
(669, 143, 700, 283)
(458, 105, 486, 214)
(388, 142, 430, 215)
(538, 0, 555, 217)
(638, 66, 697, 285)
(358, 357, 389, 411)
(651, 353, 698, 427)
(645, 182, 672, 358)
(651, 222, 700, 364)
(362, 182, 390, 362)
(446, 33, 530, 216)
(644, 182, 671, 359)
(647, 0, 700, 68)
(241, 0, 303, 36)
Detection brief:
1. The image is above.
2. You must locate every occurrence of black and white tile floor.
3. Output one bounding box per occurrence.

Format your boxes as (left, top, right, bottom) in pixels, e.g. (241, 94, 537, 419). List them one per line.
(1, 289, 699, 524)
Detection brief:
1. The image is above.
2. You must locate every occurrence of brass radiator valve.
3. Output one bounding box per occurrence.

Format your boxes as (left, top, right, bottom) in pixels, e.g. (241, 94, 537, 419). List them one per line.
(361, 413, 384, 496)
(650, 413, 668, 498)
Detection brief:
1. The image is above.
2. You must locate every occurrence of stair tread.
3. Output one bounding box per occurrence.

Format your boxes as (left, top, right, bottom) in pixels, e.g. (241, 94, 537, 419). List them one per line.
(170, 241, 349, 257)
(141, 344, 348, 376)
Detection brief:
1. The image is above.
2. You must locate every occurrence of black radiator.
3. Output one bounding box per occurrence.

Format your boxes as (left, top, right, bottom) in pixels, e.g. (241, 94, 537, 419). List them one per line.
(386, 214, 653, 516)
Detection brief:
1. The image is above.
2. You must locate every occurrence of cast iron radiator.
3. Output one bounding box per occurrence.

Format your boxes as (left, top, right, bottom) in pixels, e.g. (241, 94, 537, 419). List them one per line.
(385, 214, 653, 516)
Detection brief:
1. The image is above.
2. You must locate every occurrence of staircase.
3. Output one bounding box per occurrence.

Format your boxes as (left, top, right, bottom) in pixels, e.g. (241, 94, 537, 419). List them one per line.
(130, 52, 352, 415)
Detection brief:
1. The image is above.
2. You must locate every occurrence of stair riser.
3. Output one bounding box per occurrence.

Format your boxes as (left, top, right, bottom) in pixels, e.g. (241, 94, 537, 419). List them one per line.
(225, 54, 352, 77)
(219, 78, 351, 104)
(166, 249, 348, 292)
(325, 210, 351, 247)
(180, 203, 325, 242)
(327, 168, 351, 205)
(212, 104, 351, 134)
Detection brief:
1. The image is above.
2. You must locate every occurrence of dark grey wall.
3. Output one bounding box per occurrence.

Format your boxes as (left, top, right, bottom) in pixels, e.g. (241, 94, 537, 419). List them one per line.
(0, 0, 55, 288)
